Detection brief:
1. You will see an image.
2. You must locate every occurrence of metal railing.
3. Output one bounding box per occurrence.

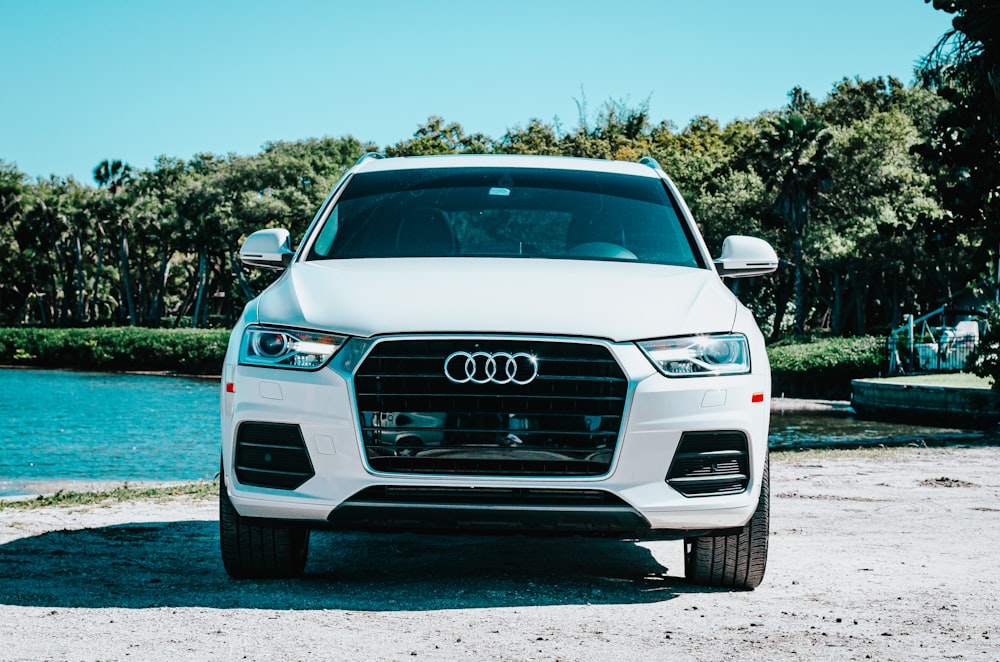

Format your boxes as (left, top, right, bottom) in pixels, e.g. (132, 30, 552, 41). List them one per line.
(889, 335, 979, 373)
(888, 306, 982, 374)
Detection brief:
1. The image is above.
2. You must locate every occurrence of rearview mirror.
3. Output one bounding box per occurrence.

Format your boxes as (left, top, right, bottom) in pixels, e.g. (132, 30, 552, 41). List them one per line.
(240, 229, 294, 270)
(714, 235, 778, 278)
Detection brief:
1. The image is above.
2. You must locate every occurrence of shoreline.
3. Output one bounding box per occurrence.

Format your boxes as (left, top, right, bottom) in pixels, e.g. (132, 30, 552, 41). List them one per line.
(0, 363, 220, 380)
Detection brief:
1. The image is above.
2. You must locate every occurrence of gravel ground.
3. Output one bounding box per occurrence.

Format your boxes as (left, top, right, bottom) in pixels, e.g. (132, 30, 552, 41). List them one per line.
(1, 445, 998, 661)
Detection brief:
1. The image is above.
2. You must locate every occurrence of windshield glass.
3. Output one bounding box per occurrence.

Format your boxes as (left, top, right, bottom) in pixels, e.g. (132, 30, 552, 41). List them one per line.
(306, 167, 704, 267)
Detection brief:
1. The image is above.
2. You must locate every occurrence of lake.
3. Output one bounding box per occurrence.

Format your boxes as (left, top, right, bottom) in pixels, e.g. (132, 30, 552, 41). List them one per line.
(1, 368, 990, 498)
(0, 368, 219, 497)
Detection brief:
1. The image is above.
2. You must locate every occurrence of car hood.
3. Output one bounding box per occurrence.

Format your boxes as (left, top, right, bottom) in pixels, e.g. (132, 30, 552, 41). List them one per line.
(254, 258, 738, 342)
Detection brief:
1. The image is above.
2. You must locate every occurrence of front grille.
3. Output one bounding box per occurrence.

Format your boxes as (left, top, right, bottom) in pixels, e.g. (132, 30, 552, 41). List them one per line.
(354, 338, 628, 476)
(235, 422, 314, 490)
(666, 430, 750, 496)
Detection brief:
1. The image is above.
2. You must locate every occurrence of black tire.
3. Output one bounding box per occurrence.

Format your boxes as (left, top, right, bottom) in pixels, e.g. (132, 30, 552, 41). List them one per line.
(684, 454, 769, 590)
(219, 470, 310, 579)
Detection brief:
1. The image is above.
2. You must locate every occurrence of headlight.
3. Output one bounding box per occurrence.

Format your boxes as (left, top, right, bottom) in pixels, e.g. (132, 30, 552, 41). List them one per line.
(239, 326, 347, 370)
(637, 334, 750, 377)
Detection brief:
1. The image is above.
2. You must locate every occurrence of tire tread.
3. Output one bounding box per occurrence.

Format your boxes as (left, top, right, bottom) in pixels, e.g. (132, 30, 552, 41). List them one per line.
(685, 454, 769, 590)
(219, 472, 309, 579)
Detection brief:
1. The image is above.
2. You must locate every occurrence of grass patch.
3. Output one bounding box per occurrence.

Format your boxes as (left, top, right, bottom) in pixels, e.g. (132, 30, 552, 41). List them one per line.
(858, 373, 993, 389)
(771, 444, 953, 463)
(0, 480, 217, 511)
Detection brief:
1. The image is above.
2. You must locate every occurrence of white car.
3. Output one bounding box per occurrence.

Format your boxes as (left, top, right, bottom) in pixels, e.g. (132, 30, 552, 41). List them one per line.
(220, 154, 778, 589)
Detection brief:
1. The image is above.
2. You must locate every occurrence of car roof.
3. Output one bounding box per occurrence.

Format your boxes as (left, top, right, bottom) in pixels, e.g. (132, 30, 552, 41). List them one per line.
(351, 154, 662, 178)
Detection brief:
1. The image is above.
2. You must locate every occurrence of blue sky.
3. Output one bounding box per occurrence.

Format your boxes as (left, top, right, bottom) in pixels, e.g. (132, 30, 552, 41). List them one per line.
(1, 0, 954, 184)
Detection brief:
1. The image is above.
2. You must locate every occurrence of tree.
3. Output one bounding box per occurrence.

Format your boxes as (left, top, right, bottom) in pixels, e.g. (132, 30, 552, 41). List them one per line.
(651, 117, 723, 198)
(386, 117, 492, 156)
(815, 76, 908, 127)
(813, 109, 944, 335)
(560, 98, 653, 161)
(16, 176, 72, 325)
(0, 162, 29, 323)
(758, 110, 833, 333)
(499, 119, 562, 155)
(920, 0, 1000, 291)
(93, 159, 136, 325)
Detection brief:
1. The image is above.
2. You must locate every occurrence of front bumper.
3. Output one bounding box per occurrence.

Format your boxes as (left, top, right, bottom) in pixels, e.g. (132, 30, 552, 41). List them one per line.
(221, 336, 770, 537)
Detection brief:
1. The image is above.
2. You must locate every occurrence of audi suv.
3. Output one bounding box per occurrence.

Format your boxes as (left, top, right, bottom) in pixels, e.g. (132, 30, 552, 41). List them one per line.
(220, 153, 778, 589)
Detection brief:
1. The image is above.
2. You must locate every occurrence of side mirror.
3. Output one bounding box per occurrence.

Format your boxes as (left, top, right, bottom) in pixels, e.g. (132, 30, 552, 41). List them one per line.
(714, 235, 778, 278)
(239, 229, 294, 270)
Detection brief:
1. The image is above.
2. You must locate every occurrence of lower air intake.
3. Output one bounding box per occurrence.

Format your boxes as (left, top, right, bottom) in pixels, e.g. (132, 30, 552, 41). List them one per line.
(235, 422, 314, 490)
(666, 430, 750, 497)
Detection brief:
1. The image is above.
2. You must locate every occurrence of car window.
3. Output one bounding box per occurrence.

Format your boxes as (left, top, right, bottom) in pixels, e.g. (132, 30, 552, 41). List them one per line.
(306, 167, 704, 268)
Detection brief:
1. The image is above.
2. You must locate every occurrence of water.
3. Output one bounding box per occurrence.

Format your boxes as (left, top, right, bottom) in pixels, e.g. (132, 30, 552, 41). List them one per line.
(0, 368, 219, 497)
(769, 409, 989, 449)
(1, 368, 992, 498)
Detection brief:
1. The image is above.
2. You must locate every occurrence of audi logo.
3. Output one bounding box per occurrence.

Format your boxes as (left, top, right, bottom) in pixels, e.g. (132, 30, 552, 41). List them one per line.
(444, 351, 539, 385)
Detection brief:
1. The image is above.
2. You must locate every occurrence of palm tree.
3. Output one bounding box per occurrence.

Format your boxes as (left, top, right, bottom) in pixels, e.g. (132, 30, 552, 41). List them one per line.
(759, 113, 833, 333)
(93, 159, 136, 325)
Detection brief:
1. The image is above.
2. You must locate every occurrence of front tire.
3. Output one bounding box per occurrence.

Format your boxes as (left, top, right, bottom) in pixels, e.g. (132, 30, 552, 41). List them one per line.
(684, 454, 769, 590)
(219, 470, 310, 579)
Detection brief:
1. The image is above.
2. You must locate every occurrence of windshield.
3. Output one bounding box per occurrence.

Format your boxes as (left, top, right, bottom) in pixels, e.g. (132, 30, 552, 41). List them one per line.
(306, 167, 704, 267)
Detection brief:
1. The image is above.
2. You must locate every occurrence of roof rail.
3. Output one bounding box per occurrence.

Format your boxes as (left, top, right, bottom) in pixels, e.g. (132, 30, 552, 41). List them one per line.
(354, 152, 386, 166)
(638, 156, 662, 170)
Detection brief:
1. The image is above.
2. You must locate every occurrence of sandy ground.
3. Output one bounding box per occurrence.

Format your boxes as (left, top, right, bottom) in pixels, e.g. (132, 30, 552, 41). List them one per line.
(1, 445, 998, 661)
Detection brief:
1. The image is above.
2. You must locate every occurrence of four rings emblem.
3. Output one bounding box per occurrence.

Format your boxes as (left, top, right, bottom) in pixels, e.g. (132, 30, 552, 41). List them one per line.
(444, 351, 539, 385)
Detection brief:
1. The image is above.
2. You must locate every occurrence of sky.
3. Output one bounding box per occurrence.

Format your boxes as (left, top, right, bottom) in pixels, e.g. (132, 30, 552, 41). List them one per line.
(1, 0, 956, 184)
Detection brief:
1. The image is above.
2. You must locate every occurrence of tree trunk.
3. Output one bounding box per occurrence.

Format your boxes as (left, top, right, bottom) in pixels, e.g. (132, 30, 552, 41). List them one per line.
(91, 241, 103, 322)
(234, 253, 256, 301)
(74, 233, 84, 324)
(191, 249, 208, 329)
(792, 236, 808, 333)
(855, 281, 868, 336)
(119, 229, 136, 326)
(147, 250, 173, 326)
(830, 271, 844, 336)
(769, 275, 792, 342)
(172, 262, 198, 329)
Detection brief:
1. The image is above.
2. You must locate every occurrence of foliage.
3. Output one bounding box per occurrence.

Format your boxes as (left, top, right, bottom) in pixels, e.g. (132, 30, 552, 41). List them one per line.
(920, 0, 1000, 286)
(0, 327, 230, 374)
(966, 307, 1000, 389)
(385, 116, 492, 156)
(811, 102, 945, 336)
(768, 335, 887, 398)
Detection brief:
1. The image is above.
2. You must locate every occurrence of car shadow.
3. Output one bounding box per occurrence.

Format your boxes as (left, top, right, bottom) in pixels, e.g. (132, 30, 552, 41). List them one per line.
(0, 520, 732, 610)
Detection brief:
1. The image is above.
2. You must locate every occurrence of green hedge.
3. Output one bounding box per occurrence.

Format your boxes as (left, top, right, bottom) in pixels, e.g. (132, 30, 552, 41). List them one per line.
(767, 335, 887, 399)
(0, 327, 231, 375)
(0, 327, 888, 398)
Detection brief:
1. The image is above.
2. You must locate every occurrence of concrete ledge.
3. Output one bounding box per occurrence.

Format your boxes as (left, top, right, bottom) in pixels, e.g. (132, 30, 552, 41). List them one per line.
(851, 378, 1000, 429)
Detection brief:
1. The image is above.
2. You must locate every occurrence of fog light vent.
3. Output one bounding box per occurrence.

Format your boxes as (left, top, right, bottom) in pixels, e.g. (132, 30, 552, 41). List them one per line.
(235, 422, 314, 490)
(666, 430, 749, 497)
